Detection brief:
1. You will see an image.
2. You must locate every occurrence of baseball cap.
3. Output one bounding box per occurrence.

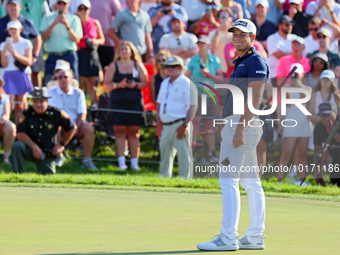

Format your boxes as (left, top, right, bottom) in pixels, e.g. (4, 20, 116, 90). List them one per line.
(289, 0, 302, 4)
(171, 13, 186, 22)
(57, 0, 70, 3)
(55, 59, 71, 71)
(77, 0, 91, 8)
(320, 69, 335, 80)
(197, 35, 211, 44)
(7, 20, 22, 30)
(292, 36, 305, 45)
(30, 87, 52, 99)
(318, 102, 336, 116)
(278, 14, 295, 25)
(309, 53, 328, 68)
(317, 27, 331, 38)
(8, 0, 21, 5)
(290, 63, 304, 75)
(255, 0, 269, 8)
(162, 55, 184, 68)
(228, 19, 257, 34)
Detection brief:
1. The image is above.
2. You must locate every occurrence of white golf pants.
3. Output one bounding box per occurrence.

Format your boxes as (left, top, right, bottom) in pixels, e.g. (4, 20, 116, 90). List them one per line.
(219, 115, 266, 239)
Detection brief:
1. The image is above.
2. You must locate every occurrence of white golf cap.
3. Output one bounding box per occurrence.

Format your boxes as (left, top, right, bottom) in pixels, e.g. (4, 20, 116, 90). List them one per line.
(228, 19, 257, 34)
(292, 36, 305, 45)
(55, 59, 70, 71)
(7, 20, 22, 30)
(255, 0, 269, 8)
(78, 0, 91, 8)
(320, 69, 335, 80)
(197, 35, 211, 44)
(289, 0, 302, 4)
(290, 63, 304, 75)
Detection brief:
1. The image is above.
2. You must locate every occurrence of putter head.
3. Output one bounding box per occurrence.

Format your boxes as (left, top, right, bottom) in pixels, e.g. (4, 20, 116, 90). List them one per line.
(221, 157, 230, 166)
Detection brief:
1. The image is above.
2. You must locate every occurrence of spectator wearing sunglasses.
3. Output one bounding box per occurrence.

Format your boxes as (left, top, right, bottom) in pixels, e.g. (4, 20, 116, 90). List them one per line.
(304, 52, 328, 90)
(150, 49, 170, 104)
(251, 0, 277, 49)
(303, 16, 321, 56)
(76, 0, 105, 105)
(313, 101, 340, 187)
(40, 0, 83, 84)
(307, 27, 340, 80)
(159, 14, 198, 65)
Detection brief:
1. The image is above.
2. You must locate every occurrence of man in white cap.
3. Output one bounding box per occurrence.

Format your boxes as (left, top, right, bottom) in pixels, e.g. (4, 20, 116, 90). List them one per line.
(251, 0, 277, 49)
(197, 19, 268, 251)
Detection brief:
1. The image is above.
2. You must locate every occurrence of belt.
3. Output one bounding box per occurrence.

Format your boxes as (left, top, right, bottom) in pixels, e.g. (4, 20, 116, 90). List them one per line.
(163, 118, 185, 126)
(49, 50, 73, 56)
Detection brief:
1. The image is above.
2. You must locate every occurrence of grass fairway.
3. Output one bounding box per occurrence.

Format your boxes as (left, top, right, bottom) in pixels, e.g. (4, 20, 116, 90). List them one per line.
(1, 187, 340, 255)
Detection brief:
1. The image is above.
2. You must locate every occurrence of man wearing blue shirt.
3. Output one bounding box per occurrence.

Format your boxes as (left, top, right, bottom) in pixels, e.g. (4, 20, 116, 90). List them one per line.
(148, 0, 188, 53)
(197, 19, 268, 251)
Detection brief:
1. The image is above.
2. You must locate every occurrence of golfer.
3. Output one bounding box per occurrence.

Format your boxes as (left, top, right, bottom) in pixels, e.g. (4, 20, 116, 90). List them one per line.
(197, 19, 268, 251)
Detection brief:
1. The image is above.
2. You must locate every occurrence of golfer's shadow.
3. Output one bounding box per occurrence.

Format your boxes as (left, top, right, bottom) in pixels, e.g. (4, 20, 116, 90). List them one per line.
(40, 251, 206, 255)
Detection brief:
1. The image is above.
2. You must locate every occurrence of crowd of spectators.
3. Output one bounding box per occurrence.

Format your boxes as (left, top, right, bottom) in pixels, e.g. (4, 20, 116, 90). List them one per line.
(0, 0, 339, 186)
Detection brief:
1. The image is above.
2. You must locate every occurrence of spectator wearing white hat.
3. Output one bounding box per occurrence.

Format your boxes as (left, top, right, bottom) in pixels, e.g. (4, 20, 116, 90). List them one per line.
(76, 0, 105, 104)
(0, 20, 33, 125)
(283, 0, 312, 38)
(304, 52, 328, 89)
(251, 0, 277, 49)
(46, 59, 79, 89)
(249, 0, 285, 26)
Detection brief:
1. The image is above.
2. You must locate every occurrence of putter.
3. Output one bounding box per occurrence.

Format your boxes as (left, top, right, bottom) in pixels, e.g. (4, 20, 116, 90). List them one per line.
(221, 66, 298, 166)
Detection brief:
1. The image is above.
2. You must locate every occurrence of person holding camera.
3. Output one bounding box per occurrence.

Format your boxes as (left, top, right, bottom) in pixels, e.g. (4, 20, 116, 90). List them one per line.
(76, 0, 105, 104)
(11, 87, 76, 175)
(277, 63, 313, 185)
(103, 41, 148, 170)
(40, 0, 83, 84)
(148, 0, 188, 53)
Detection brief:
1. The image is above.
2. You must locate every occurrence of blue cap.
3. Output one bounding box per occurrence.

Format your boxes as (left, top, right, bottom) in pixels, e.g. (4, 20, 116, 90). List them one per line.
(8, 0, 22, 5)
(171, 13, 186, 22)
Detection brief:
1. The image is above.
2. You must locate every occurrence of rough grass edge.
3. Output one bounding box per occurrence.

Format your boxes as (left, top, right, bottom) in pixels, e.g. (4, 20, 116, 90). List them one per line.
(1, 181, 340, 203)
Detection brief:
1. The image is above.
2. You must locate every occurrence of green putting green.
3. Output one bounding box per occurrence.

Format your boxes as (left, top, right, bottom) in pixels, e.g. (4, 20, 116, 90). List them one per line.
(1, 187, 340, 255)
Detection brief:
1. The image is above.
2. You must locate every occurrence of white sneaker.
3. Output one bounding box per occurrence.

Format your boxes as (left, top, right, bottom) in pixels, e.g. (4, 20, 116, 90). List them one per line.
(197, 233, 239, 251)
(119, 164, 128, 171)
(238, 234, 265, 250)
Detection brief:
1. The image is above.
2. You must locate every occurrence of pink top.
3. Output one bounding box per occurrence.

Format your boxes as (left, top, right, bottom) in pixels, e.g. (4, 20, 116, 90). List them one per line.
(224, 41, 266, 82)
(79, 17, 98, 49)
(276, 54, 311, 79)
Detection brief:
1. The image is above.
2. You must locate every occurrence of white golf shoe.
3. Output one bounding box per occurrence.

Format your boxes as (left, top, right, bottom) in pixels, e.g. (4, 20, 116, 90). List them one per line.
(238, 234, 265, 250)
(197, 233, 239, 251)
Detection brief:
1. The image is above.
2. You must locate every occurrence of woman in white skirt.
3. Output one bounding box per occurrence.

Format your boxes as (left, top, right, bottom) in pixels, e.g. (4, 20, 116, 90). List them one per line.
(277, 64, 312, 185)
(0, 20, 33, 125)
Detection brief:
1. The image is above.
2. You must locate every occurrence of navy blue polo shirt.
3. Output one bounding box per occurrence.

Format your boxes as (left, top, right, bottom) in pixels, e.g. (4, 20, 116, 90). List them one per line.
(0, 15, 39, 43)
(222, 47, 269, 118)
(251, 18, 277, 41)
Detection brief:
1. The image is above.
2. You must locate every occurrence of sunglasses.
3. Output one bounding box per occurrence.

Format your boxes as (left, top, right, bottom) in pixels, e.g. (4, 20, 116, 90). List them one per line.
(207, 4, 218, 9)
(33, 99, 47, 104)
(309, 28, 319, 31)
(313, 58, 325, 64)
(78, 6, 88, 11)
(317, 35, 327, 39)
(219, 14, 230, 20)
(166, 65, 181, 69)
(157, 58, 167, 63)
(57, 75, 69, 79)
(320, 113, 331, 117)
(57, 1, 67, 5)
(284, 23, 293, 27)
